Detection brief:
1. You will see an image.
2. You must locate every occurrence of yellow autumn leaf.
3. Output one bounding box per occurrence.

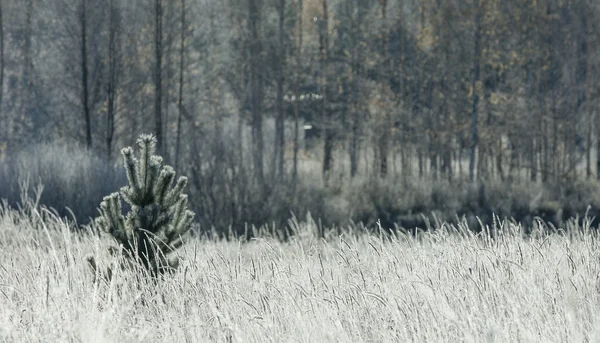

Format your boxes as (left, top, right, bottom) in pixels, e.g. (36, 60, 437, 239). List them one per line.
(490, 92, 499, 105)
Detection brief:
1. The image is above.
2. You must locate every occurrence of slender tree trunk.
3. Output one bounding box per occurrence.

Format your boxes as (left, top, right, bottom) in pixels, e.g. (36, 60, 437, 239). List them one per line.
(378, 0, 389, 178)
(80, 0, 92, 150)
(469, 0, 482, 182)
(350, 105, 358, 177)
(397, 0, 405, 179)
(477, 144, 486, 180)
(348, 51, 356, 177)
(496, 138, 504, 181)
(547, 96, 556, 182)
(401, 145, 408, 176)
(248, 0, 264, 181)
(292, 0, 303, 183)
(106, 0, 120, 160)
(443, 145, 452, 182)
(530, 138, 537, 181)
(349, 31, 359, 182)
(585, 19, 593, 179)
(273, 0, 286, 179)
(154, 0, 164, 155)
(237, 61, 245, 163)
(0, 0, 4, 146)
(238, 108, 244, 163)
(458, 145, 463, 177)
(430, 152, 438, 180)
(587, 108, 593, 179)
(163, 3, 174, 162)
(175, 0, 186, 172)
(507, 139, 515, 181)
(18, 0, 34, 148)
(541, 131, 548, 182)
(319, 0, 333, 181)
(597, 132, 600, 181)
(516, 152, 522, 180)
(320, 0, 332, 180)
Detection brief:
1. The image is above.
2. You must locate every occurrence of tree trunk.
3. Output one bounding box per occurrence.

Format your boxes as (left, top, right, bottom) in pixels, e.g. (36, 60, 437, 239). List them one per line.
(397, 0, 406, 179)
(585, 17, 593, 179)
(19, 0, 34, 148)
(458, 145, 463, 177)
(541, 129, 548, 182)
(378, 0, 389, 178)
(80, 0, 92, 150)
(273, 0, 286, 179)
(401, 145, 409, 177)
(154, 0, 164, 155)
(350, 103, 359, 178)
(469, 0, 482, 182)
(477, 144, 487, 180)
(163, 0, 176, 162)
(106, 0, 120, 160)
(248, 0, 264, 181)
(587, 107, 593, 179)
(175, 0, 186, 173)
(507, 139, 517, 182)
(597, 133, 600, 181)
(530, 138, 537, 182)
(292, 0, 303, 183)
(496, 138, 504, 181)
(0, 0, 4, 145)
(418, 148, 424, 178)
(443, 145, 452, 182)
(320, 0, 332, 180)
(430, 152, 438, 180)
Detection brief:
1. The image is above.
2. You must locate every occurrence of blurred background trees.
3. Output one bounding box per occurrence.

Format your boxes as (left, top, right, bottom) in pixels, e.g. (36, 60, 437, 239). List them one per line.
(1, 0, 600, 234)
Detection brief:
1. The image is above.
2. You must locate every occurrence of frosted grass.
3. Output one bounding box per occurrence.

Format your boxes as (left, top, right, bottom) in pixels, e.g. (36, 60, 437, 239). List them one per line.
(2, 205, 600, 342)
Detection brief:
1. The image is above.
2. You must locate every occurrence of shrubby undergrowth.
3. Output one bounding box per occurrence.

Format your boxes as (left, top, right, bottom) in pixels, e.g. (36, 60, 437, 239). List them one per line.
(1, 142, 600, 236)
(0, 144, 126, 222)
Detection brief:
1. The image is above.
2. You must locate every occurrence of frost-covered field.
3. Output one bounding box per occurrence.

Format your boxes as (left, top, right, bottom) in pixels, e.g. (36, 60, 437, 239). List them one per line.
(2, 205, 600, 342)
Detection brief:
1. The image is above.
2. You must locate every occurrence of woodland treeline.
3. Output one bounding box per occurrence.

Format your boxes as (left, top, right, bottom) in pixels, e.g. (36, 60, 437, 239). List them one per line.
(1, 0, 600, 233)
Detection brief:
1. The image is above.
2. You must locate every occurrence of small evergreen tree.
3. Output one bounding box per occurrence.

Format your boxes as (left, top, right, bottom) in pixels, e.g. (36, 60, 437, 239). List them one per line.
(89, 134, 195, 278)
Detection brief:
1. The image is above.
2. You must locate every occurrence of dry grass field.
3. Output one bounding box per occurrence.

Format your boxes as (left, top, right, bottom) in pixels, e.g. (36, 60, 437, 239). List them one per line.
(2, 202, 600, 342)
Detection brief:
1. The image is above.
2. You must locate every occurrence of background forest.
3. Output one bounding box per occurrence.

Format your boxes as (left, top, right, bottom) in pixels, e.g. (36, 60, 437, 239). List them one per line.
(0, 0, 599, 235)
